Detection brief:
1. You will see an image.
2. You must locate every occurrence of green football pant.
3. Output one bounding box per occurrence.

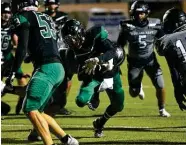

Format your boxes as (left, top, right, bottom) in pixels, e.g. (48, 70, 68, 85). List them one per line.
(23, 63, 64, 113)
(76, 72, 124, 112)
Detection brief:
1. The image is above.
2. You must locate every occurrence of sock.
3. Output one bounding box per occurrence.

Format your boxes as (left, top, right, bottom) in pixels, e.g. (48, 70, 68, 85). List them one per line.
(156, 88, 166, 110)
(60, 134, 69, 143)
(99, 111, 111, 127)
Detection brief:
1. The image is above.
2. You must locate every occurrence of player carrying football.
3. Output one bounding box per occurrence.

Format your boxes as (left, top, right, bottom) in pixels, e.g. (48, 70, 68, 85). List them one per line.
(62, 19, 125, 138)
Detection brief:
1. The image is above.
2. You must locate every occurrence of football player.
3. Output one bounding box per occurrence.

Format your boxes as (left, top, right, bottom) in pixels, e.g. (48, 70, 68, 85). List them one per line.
(117, 1, 170, 117)
(1, 2, 30, 115)
(156, 8, 186, 111)
(5, 0, 78, 144)
(62, 19, 125, 138)
(44, 0, 71, 115)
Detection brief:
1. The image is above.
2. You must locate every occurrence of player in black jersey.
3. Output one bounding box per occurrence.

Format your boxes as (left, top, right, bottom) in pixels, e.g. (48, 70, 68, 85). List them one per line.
(5, 0, 78, 144)
(156, 8, 186, 111)
(62, 19, 125, 138)
(1, 2, 30, 115)
(117, 1, 170, 117)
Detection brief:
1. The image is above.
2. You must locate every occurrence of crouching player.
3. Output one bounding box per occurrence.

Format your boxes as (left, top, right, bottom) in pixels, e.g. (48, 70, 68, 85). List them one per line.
(62, 19, 125, 138)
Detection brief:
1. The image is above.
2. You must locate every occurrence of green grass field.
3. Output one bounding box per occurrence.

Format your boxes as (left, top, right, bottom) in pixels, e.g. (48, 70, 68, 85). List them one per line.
(1, 55, 186, 145)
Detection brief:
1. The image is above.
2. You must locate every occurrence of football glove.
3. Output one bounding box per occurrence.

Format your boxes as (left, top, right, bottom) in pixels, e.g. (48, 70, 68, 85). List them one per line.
(101, 59, 114, 73)
(82, 57, 100, 75)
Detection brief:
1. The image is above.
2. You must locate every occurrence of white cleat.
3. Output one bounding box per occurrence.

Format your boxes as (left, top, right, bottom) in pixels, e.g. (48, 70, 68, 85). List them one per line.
(159, 109, 171, 117)
(138, 84, 145, 100)
(65, 135, 79, 145)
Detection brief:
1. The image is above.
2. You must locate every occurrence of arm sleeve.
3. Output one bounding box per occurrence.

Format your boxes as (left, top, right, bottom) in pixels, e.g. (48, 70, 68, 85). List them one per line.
(117, 27, 127, 48)
(97, 39, 118, 63)
(12, 23, 29, 72)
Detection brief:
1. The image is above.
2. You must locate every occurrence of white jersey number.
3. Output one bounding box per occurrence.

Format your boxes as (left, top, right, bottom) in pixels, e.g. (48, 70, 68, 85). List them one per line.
(176, 40, 186, 62)
(1, 34, 11, 50)
(139, 35, 147, 49)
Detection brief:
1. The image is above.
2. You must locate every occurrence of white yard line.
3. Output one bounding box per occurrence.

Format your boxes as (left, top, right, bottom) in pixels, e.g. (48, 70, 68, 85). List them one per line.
(1, 124, 150, 128)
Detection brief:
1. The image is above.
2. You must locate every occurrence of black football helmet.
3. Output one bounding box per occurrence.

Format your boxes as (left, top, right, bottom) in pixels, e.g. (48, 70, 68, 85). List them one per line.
(1, 2, 12, 23)
(130, 1, 150, 24)
(13, 0, 39, 11)
(61, 19, 86, 50)
(1, 2, 11, 13)
(44, 0, 60, 14)
(44, 0, 60, 6)
(163, 8, 186, 34)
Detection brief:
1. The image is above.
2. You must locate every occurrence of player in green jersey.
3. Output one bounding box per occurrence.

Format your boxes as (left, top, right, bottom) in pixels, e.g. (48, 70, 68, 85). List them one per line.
(5, 1, 78, 144)
(62, 19, 125, 138)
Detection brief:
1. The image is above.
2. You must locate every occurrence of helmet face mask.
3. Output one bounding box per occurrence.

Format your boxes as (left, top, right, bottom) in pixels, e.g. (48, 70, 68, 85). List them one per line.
(44, 0, 59, 14)
(130, 1, 150, 23)
(63, 32, 85, 50)
(62, 19, 86, 51)
(1, 13, 11, 22)
(1, 2, 12, 23)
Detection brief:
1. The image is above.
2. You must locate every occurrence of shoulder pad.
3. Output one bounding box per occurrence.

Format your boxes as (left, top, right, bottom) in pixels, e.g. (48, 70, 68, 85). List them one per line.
(87, 26, 108, 40)
(10, 13, 28, 29)
(120, 19, 135, 30)
(148, 18, 162, 30)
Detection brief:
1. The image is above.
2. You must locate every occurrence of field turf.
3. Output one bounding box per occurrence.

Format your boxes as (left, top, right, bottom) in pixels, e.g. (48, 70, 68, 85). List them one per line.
(1, 54, 186, 145)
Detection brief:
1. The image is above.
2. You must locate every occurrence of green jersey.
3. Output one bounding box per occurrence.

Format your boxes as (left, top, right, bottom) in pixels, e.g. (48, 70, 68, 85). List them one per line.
(1, 24, 13, 60)
(11, 11, 61, 71)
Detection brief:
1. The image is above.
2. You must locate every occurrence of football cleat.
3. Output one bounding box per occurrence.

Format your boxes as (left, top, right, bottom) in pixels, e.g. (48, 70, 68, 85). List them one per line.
(87, 94, 100, 111)
(27, 129, 42, 142)
(159, 109, 171, 117)
(58, 108, 72, 115)
(65, 134, 79, 145)
(93, 119, 104, 138)
(138, 84, 145, 100)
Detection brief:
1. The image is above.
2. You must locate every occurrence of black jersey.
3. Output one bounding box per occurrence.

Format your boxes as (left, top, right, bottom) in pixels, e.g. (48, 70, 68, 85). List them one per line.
(118, 19, 164, 59)
(44, 11, 68, 33)
(44, 11, 68, 51)
(73, 26, 123, 80)
(1, 24, 13, 59)
(156, 26, 186, 78)
(11, 11, 61, 71)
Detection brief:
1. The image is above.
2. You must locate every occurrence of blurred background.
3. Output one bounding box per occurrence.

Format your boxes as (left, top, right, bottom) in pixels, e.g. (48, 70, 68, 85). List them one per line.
(2, 0, 186, 41)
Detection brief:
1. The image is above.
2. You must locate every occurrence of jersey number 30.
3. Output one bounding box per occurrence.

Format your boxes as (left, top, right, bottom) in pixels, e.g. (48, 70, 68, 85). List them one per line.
(176, 40, 186, 62)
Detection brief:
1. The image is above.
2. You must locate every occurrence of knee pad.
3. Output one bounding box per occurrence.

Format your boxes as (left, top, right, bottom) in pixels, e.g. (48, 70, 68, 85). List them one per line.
(76, 98, 86, 107)
(129, 87, 140, 97)
(155, 73, 164, 89)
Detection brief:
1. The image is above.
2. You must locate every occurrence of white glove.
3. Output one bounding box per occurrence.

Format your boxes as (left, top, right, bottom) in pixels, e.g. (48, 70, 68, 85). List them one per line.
(82, 57, 100, 75)
(101, 59, 114, 72)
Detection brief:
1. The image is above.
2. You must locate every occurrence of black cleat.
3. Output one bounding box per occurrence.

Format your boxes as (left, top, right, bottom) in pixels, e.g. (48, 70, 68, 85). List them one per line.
(58, 108, 72, 115)
(88, 94, 100, 111)
(93, 119, 104, 138)
(27, 129, 42, 142)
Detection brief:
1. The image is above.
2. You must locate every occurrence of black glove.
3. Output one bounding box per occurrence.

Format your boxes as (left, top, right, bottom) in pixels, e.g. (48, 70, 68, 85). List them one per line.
(5, 72, 16, 91)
